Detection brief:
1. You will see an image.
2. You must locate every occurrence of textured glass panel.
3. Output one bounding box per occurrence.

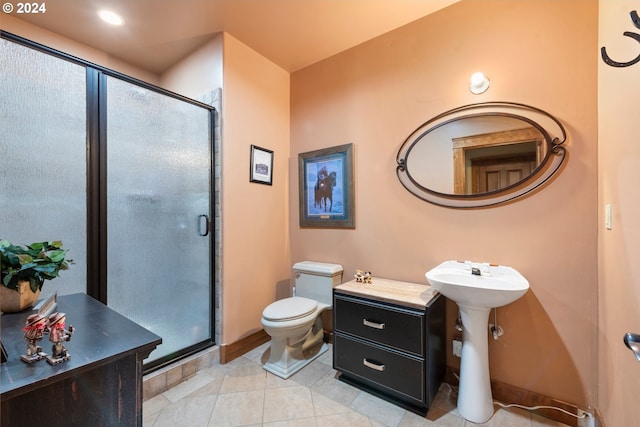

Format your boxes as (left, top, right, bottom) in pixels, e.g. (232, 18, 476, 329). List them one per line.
(106, 76, 212, 363)
(0, 39, 87, 295)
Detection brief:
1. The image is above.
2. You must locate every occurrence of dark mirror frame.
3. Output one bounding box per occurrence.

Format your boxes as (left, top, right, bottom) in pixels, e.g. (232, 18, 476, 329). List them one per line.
(396, 102, 567, 208)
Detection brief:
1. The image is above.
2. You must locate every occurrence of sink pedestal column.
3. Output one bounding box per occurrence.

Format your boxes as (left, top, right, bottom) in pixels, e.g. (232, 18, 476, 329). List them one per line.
(458, 305, 494, 424)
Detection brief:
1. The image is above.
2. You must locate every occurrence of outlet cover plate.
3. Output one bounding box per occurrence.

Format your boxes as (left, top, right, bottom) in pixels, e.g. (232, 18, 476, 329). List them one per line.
(453, 339, 462, 358)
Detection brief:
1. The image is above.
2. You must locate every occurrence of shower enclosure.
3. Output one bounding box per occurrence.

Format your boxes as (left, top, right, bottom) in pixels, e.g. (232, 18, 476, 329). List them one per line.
(0, 33, 215, 369)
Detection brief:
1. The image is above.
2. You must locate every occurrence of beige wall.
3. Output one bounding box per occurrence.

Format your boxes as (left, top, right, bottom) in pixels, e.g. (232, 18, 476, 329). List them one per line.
(161, 35, 223, 99)
(290, 0, 598, 408)
(219, 34, 291, 344)
(598, 2, 640, 426)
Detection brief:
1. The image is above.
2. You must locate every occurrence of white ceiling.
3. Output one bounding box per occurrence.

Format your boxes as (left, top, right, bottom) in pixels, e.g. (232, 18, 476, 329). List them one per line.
(11, 0, 458, 74)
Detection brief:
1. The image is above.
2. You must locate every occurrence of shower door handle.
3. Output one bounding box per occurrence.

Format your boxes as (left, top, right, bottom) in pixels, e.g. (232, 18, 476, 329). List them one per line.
(198, 214, 210, 236)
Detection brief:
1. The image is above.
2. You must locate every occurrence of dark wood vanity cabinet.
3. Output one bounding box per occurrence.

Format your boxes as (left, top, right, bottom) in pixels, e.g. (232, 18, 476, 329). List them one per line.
(333, 289, 445, 415)
(1, 293, 161, 427)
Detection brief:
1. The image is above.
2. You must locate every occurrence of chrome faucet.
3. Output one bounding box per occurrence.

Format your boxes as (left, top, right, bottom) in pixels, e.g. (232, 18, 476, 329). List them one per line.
(464, 261, 492, 276)
(624, 332, 640, 362)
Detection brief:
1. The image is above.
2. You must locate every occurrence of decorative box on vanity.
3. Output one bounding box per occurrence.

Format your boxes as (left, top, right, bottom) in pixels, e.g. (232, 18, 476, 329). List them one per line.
(333, 278, 445, 415)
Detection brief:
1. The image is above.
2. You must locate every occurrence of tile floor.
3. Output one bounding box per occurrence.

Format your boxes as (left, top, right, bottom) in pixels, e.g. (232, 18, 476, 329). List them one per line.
(143, 343, 571, 427)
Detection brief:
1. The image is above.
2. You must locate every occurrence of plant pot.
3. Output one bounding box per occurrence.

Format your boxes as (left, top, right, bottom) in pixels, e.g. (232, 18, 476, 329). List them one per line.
(0, 280, 41, 313)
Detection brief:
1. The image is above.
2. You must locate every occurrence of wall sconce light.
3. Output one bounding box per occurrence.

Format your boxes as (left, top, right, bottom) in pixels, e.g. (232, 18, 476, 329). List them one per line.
(469, 72, 490, 94)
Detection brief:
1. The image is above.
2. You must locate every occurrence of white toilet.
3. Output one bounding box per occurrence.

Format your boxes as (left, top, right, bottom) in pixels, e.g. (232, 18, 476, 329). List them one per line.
(261, 261, 343, 379)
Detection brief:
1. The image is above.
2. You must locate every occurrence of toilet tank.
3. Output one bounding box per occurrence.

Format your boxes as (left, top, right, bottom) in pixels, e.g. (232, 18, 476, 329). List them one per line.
(293, 261, 343, 306)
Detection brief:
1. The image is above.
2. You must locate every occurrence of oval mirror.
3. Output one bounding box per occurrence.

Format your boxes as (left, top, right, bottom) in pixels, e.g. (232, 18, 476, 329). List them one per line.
(396, 102, 567, 208)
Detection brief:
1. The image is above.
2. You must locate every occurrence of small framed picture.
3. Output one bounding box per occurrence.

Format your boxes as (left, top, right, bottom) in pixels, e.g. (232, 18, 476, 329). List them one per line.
(250, 145, 273, 185)
(298, 143, 354, 228)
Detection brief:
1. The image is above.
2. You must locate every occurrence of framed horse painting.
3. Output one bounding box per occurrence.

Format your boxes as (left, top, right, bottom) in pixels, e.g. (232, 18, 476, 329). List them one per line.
(298, 143, 354, 228)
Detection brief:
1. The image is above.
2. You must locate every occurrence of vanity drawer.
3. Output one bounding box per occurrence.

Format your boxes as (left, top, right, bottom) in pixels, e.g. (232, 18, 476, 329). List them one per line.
(334, 333, 424, 404)
(334, 294, 424, 356)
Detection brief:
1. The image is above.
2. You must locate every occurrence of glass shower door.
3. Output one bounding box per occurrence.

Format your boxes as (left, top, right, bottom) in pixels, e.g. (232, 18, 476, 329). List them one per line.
(105, 76, 213, 364)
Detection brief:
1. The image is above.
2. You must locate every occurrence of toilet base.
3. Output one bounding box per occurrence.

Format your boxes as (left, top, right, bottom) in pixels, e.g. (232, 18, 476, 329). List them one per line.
(263, 341, 328, 379)
(262, 315, 328, 380)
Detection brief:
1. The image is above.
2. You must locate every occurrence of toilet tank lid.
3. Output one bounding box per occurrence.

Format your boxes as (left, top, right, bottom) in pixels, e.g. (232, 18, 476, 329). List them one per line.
(293, 261, 343, 276)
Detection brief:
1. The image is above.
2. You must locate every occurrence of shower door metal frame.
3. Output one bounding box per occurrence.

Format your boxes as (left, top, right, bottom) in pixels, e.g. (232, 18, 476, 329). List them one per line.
(1, 31, 217, 372)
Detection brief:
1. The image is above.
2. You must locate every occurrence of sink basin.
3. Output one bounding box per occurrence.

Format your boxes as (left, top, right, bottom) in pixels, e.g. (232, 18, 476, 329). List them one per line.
(425, 260, 529, 424)
(425, 260, 529, 309)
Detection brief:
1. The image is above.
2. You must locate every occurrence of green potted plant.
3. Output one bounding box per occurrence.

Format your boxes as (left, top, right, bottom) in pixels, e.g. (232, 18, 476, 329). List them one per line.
(0, 240, 73, 312)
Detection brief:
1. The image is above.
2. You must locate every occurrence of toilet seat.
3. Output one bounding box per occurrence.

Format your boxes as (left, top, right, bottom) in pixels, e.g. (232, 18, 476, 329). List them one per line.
(262, 297, 318, 322)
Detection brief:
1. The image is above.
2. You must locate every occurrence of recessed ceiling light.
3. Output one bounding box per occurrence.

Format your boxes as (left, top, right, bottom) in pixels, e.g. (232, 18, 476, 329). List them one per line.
(98, 10, 124, 26)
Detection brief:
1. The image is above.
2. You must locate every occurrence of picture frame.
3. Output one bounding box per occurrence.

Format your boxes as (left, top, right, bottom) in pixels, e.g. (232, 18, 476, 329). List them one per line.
(298, 143, 354, 228)
(250, 145, 273, 185)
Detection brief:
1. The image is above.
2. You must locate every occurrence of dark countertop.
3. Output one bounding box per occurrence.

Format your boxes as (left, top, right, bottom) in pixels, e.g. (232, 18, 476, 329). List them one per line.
(1, 293, 162, 401)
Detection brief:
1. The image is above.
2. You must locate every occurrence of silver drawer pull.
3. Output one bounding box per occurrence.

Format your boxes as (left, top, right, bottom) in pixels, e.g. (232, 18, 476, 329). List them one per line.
(363, 319, 385, 329)
(363, 358, 385, 372)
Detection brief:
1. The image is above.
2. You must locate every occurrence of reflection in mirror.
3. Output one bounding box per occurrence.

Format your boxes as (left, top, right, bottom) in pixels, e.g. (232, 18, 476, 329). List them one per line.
(397, 102, 566, 208)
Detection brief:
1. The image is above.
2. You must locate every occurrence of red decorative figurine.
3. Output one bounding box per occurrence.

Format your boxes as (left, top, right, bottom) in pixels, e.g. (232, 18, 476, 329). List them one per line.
(45, 312, 74, 365)
(20, 313, 48, 364)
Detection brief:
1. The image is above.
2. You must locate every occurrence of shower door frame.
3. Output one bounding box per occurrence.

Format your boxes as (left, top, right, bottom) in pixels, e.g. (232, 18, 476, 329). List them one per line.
(1, 31, 217, 372)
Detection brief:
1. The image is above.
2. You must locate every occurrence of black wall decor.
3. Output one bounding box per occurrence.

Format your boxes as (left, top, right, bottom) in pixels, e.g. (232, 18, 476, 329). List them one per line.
(601, 10, 640, 67)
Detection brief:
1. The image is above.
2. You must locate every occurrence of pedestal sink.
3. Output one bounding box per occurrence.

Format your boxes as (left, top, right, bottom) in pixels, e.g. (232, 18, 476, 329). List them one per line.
(426, 260, 529, 424)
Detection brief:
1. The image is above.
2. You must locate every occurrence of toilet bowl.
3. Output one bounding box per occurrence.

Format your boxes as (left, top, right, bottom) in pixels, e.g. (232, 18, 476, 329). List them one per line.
(261, 261, 343, 379)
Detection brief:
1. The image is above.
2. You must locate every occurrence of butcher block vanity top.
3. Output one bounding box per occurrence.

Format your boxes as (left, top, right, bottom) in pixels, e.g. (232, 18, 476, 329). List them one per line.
(335, 277, 439, 309)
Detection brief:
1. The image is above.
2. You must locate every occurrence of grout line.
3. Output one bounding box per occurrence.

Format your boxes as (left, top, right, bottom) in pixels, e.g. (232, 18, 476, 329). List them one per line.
(260, 357, 267, 426)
